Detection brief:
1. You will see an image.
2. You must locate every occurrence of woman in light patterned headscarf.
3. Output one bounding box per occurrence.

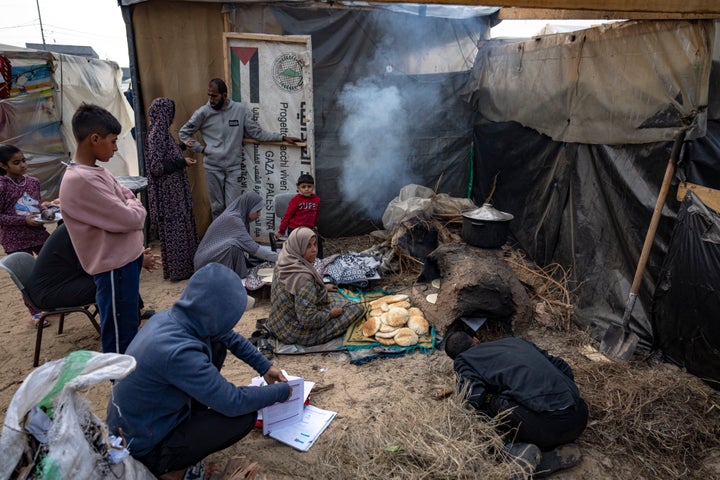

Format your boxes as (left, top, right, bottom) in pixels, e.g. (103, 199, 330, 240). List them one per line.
(145, 97, 199, 281)
(265, 227, 365, 346)
(193, 192, 278, 279)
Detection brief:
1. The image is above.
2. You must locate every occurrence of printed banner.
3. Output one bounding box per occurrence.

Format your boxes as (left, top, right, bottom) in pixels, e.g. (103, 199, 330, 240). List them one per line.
(226, 34, 314, 238)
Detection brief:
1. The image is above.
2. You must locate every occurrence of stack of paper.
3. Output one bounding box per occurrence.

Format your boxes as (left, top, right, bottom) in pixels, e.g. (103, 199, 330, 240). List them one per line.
(250, 373, 337, 451)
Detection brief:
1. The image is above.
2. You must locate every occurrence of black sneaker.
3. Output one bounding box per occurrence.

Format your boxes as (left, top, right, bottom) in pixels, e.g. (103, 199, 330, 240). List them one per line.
(505, 442, 541, 480)
(534, 443, 582, 478)
(183, 460, 204, 480)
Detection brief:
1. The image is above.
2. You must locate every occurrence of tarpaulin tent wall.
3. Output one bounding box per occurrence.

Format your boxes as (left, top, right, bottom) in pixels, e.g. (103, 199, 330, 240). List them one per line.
(0, 44, 137, 200)
(119, 0, 496, 237)
(654, 190, 720, 389)
(462, 20, 720, 386)
(121, 1, 720, 383)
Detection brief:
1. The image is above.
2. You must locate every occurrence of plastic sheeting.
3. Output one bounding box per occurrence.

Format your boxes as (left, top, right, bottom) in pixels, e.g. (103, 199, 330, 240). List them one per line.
(462, 20, 713, 145)
(471, 118, 720, 357)
(653, 191, 720, 389)
(0, 45, 137, 201)
(232, 5, 490, 236)
(128, 1, 489, 237)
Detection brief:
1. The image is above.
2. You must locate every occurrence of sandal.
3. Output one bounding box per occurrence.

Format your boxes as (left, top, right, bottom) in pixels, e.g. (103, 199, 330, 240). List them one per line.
(32, 313, 50, 329)
(255, 318, 268, 331)
(257, 337, 274, 360)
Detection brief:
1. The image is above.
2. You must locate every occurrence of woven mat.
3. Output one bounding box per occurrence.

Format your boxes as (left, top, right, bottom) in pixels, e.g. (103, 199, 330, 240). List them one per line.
(342, 305, 436, 354)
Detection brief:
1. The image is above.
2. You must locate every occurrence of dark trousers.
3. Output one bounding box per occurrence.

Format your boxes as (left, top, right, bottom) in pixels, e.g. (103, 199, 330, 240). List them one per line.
(486, 396, 589, 450)
(138, 342, 258, 476)
(93, 254, 143, 353)
(138, 409, 257, 476)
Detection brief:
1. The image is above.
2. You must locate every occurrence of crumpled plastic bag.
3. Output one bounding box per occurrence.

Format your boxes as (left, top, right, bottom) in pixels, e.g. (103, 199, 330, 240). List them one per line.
(382, 184, 478, 231)
(0, 350, 154, 480)
(382, 184, 436, 231)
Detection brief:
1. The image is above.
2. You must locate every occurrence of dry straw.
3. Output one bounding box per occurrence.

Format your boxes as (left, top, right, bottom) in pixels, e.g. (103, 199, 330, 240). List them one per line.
(575, 358, 720, 478)
(504, 248, 575, 331)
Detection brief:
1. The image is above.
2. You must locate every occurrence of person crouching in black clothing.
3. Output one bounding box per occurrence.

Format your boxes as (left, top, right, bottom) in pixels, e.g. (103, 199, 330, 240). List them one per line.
(446, 331, 589, 478)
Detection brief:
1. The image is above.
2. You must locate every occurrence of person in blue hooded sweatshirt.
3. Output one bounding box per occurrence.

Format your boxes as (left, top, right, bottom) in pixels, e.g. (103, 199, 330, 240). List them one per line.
(106, 263, 291, 480)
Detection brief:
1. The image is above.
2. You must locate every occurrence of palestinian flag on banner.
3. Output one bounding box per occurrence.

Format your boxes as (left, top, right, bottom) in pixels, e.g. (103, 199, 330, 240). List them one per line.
(230, 46, 260, 104)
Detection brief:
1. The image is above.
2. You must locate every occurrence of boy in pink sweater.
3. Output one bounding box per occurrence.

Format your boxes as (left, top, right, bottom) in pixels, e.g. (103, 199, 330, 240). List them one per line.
(60, 104, 147, 354)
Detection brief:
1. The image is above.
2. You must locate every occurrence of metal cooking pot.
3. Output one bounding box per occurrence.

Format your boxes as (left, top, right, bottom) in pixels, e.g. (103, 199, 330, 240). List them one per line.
(461, 203, 514, 249)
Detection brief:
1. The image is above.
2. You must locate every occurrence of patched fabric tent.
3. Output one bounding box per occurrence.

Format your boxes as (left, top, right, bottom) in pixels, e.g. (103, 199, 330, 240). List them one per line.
(0, 44, 137, 200)
(462, 20, 720, 387)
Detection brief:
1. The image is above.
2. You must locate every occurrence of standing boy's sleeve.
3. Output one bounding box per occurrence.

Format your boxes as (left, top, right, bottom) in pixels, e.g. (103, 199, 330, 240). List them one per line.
(62, 173, 146, 233)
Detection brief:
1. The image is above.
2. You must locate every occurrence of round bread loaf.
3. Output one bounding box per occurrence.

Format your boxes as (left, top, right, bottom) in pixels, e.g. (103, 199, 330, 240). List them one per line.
(370, 309, 384, 317)
(394, 327, 419, 346)
(369, 294, 409, 309)
(375, 336, 396, 346)
(408, 315, 429, 335)
(362, 317, 381, 337)
(408, 307, 423, 317)
(385, 307, 409, 327)
(378, 322, 399, 333)
(392, 300, 411, 310)
(374, 328, 400, 338)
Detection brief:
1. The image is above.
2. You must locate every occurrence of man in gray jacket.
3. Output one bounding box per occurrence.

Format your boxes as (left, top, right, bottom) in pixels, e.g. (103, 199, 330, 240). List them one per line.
(180, 78, 300, 218)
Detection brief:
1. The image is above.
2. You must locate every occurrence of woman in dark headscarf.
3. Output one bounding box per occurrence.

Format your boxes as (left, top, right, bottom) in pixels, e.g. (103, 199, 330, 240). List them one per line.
(193, 192, 278, 279)
(265, 227, 365, 346)
(145, 97, 199, 281)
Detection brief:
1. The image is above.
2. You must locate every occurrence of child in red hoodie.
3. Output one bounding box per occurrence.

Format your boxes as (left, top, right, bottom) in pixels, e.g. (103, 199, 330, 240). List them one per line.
(277, 173, 323, 257)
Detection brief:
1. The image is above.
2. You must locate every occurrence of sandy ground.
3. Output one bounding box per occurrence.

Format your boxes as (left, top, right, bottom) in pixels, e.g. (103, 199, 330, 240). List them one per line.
(1, 228, 719, 479)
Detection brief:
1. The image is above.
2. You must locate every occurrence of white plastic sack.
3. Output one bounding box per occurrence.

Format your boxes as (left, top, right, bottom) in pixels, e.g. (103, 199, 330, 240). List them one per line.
(382, 184, 435, 231)
(0, 351, 154, 480)
(382, 184, 479, 231)
(431, 193, 477, 216)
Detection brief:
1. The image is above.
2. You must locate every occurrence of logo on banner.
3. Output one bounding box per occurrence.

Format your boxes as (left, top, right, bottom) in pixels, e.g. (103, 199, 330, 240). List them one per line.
(272, 53, 304, 92)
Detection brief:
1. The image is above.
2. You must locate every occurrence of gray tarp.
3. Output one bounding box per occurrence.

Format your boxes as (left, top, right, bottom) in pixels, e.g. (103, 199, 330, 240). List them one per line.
(462, 20, 714, 145)
(123, 1, 494, 236)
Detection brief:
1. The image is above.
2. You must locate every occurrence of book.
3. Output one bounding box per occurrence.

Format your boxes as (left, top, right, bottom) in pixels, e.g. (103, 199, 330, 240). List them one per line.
(261, 376, 306, 435)
(264, 405, 336, 452)
(250, 372, 336, 451)
(249, 373, 314, 422)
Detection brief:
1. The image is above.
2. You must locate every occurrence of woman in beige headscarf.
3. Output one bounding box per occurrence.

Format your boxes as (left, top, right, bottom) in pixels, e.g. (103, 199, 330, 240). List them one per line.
(265, 227, 365, 346)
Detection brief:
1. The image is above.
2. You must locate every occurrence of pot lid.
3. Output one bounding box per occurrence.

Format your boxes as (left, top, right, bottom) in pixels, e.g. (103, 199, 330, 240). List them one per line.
(462, 203, 514, 221)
